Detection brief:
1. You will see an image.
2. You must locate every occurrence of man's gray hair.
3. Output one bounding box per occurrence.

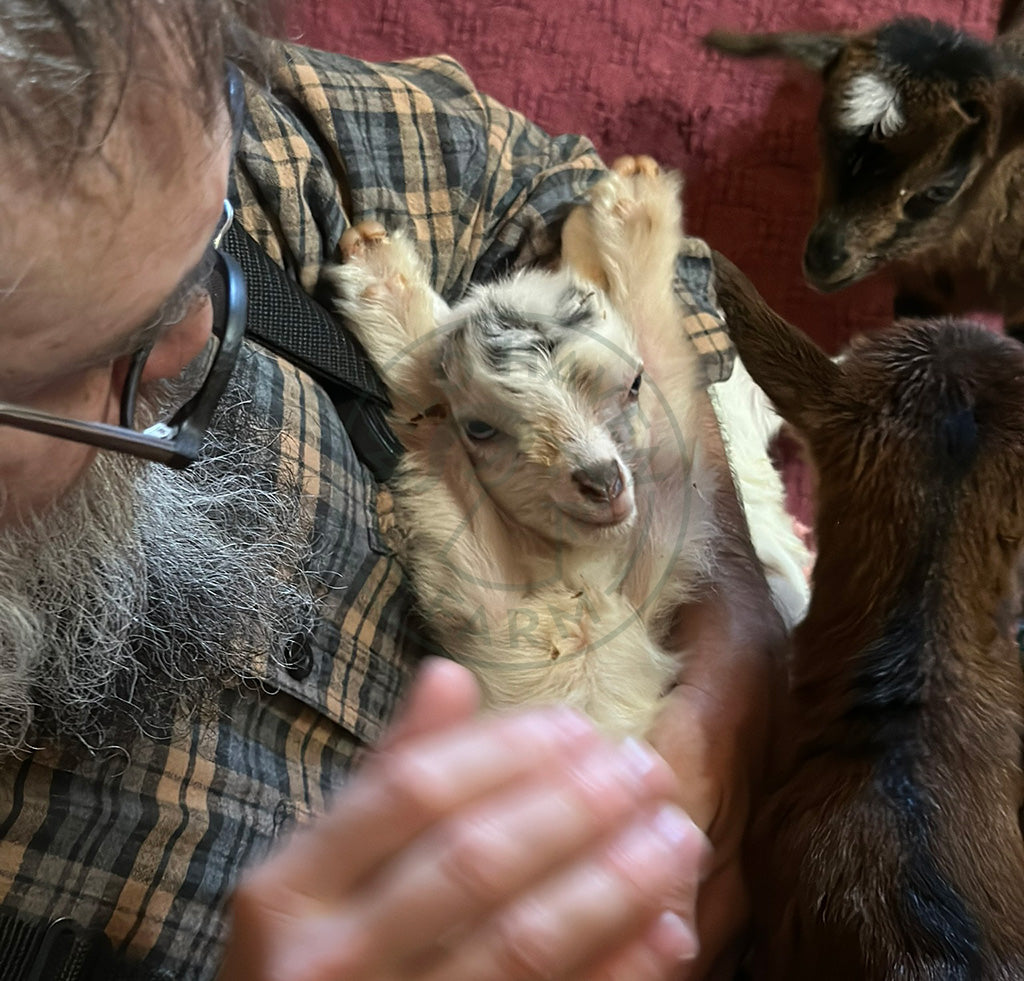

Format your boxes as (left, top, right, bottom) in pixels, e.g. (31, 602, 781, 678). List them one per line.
(0, 0, 275, 179)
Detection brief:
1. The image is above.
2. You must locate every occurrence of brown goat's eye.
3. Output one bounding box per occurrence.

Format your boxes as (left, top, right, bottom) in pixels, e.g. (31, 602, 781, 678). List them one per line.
(903, 183, 961, 220)
(628, 373, 642, 401)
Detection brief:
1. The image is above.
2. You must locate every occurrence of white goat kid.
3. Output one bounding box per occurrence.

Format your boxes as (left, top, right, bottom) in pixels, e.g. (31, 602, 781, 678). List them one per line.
(329, 159, 797, 736)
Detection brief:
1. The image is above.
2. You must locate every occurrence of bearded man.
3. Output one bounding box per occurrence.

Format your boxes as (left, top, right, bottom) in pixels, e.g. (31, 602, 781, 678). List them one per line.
(0, 3, 784, 979)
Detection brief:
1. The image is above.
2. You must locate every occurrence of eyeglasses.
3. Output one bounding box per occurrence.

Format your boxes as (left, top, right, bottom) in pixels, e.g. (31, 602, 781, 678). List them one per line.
(0, 202, 246, 470)
(0, 67, 248, 471)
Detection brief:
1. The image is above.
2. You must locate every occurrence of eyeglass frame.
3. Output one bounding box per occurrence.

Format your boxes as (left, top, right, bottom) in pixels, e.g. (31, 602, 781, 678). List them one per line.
(0, 64, 249, 471)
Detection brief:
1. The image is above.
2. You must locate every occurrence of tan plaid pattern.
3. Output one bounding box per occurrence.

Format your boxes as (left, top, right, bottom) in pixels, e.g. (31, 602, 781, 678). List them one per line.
(234, 42, 733, 377)
(0, 41, 733, 981)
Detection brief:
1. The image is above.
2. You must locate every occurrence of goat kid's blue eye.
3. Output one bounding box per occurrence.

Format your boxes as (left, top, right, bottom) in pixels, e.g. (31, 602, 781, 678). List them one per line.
(465, 420, 498, 440)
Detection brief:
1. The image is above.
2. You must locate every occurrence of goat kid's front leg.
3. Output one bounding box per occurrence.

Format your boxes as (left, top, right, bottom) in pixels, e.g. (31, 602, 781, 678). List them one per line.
(711, 250, 841, 435)
(561, 155, 685, 311)
(328, 222, 447, 413)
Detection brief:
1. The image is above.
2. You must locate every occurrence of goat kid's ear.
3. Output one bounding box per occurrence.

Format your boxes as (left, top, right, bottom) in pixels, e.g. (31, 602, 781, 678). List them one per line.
(704, 28, 848, 72)
(711, 250, 841, 436)
(559, 202, 610, 292)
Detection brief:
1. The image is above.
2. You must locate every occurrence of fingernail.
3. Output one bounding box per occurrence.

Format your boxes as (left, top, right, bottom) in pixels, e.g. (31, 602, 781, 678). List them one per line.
(539, 704, 597, 743)
(651, 804, 699, 850)
(651, 910, 699, 962)
(609, 805, 695, 875)
(650, 805, 712, 881)
(569, 739, 667, 810)
(618, 737, 664, 784)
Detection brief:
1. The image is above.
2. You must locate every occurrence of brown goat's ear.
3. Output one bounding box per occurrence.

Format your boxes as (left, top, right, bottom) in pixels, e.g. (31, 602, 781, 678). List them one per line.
(704, 29, 848, 72)
(711, 250, 841, 436)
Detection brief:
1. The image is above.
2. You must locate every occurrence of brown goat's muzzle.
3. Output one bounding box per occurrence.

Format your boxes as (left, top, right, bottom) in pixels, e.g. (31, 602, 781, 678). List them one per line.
(802, 217, 876, 292)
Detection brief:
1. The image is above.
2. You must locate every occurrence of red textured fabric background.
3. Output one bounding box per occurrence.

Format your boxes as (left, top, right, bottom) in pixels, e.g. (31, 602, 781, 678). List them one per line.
(289, 0, 999, 353)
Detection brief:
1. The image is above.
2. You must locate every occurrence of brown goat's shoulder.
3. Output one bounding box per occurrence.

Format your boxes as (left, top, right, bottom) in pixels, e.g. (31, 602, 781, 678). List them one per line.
(720, 292, 1024, 979)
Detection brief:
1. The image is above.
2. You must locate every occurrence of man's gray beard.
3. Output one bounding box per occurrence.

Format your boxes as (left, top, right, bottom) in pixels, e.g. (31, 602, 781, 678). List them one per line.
(0, 380, 319, 758)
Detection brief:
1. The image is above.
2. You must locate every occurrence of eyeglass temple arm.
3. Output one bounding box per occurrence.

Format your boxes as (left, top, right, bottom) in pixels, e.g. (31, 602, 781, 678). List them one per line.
(0, 405, 196, 467)
(0, 249, 246, 470)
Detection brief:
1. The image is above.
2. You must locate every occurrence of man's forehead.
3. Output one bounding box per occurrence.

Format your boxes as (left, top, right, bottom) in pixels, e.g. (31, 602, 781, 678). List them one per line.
(0, 81, 231, 376)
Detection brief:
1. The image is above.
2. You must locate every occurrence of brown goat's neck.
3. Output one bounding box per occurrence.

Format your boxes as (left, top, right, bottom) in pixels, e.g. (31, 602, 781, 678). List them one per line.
(929, 147, 1024, 306)
(789, 502, 1015, 750)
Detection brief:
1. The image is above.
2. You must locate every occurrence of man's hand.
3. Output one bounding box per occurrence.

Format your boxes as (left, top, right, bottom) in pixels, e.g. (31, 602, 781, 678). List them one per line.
(650, 391, 789, 980)
(651, 601, 781, 981)
(219, 658, 711, 981)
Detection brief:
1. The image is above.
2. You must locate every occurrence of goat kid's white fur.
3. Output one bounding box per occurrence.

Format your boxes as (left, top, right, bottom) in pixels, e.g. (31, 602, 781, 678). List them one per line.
(709, 357, 810, 630)
(329, 167, 806, 736)
(839, 73, 904, 137)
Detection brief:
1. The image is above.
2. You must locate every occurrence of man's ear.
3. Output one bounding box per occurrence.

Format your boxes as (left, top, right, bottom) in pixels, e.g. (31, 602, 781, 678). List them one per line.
(704, 28, 848, 73)
(711, 250, 841, 439)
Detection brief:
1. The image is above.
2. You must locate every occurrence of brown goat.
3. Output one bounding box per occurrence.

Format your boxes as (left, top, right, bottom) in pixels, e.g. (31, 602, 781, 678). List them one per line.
(706, 18, 1024, 333)
(712, 250, 1024, 980)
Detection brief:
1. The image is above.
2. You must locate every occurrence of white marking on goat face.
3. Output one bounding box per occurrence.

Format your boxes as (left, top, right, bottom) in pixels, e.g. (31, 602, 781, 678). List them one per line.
(839, 73, 904, 137)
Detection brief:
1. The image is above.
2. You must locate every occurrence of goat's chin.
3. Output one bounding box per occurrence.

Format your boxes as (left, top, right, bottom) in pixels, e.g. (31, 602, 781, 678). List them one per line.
(803, 252, 881, 293)
(565, 507, 635, 529)
(506, 503, 635, 548)
(547, 486, 636, 530)
(546, 504, 637, 543)
(805, 267, 867, 293)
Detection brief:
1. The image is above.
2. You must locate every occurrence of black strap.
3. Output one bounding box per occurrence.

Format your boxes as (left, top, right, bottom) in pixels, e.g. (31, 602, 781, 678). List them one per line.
(0, 911, 152, 981)
(220, 221, 403, 482)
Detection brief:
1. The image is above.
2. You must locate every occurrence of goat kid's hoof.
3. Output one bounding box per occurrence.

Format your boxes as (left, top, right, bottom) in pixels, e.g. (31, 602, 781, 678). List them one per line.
(339, 220, 389, 261)
(611, 154, 661, 178)
(334, 221, 425, 307)
(589, 157, 682, 236)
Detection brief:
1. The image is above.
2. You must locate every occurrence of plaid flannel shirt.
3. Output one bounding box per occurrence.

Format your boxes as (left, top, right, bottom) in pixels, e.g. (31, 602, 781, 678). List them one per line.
(0, 40, 732, 980)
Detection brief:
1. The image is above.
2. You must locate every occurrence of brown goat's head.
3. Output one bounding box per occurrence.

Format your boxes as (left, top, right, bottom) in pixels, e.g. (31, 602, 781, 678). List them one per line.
(706, 18, 1024, 292)
(711, 250, 1024, 554)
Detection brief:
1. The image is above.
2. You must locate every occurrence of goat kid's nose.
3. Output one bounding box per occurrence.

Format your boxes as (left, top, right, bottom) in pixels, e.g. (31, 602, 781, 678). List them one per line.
(804, 224, 851, 282)
(572, 461, 625, 502)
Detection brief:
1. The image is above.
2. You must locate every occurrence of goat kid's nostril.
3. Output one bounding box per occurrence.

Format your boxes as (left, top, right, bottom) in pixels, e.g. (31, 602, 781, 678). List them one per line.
(804, 226, 850, 280)
(572, 461, 625, 502)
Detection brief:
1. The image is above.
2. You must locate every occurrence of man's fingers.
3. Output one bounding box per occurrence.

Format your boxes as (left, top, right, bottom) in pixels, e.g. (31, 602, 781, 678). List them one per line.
(226, 804, 703, 981)
(227, 713, 693, 981)
(251, 705, 602, 897)
(419, 804, 707, 981)
(352, 739, 677, 965)
(378, 657, 481, 750)
(584, 910, 699, 981)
